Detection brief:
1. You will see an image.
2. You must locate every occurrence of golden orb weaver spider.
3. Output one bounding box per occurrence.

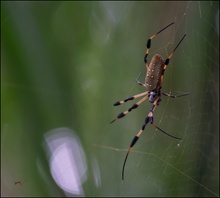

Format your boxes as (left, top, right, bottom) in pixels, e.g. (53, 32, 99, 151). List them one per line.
(110, 22, 189, 180)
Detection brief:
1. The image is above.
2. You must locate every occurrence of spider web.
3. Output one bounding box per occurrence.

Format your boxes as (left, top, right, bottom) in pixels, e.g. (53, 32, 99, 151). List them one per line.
(93, 1, 219, 197)
(1, 1, 219, 197)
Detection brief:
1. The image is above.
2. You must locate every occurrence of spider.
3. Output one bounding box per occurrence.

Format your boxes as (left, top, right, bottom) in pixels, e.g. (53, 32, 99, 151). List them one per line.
(110, 22, 189, 180)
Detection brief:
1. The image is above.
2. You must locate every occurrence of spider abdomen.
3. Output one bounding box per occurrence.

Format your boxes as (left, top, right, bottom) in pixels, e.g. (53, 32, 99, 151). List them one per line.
(145, 54, 165, 91)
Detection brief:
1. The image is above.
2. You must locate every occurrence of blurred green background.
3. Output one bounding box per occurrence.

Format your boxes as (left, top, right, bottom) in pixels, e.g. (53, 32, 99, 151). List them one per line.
(1, 1, 219, 197)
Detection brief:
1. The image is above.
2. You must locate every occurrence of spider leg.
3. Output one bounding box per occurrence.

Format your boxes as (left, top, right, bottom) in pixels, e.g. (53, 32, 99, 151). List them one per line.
(162, 92, 189, 98)
(113, 91, 149, 106)
(122, 115, 150, 180)
(151, 123, 182, 140)
(122, 97, 159, 180)
(163, 34, 187, 74)
(167, 34, 187, 60)
(157, 34, 187, 90)
(110, 95, 149, 124)
(144, 22, 175, 66)
(122, 96, 181, 180)
(136, 72, 146, 87)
